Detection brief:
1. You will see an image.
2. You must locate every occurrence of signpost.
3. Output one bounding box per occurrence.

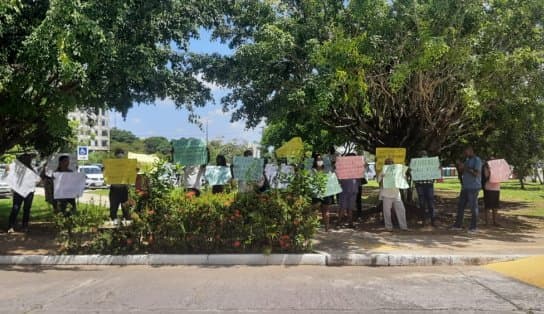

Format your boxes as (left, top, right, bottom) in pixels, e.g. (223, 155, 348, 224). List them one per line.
(77, 146, 89, 161)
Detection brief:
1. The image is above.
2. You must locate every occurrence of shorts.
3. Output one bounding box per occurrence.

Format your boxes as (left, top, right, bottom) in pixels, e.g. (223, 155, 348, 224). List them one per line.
(338, 192, 357, 210)
(484, 190, 500, 209)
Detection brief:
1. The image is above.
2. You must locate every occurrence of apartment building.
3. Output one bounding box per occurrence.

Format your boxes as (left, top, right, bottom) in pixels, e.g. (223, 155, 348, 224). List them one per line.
(68, 108, 110, 151)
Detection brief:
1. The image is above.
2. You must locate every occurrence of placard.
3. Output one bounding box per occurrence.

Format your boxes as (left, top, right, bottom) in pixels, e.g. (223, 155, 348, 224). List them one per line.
(172, 138, 208, 166)
(488, 159, 511, 183)
(45, 153, 78, 175)
(323, 155, 333, 172)
(205, 166, 232, 186)
(5, 160, 41, 197)
(275, 137, 304, 159)
(376, 147, 406, 173)
(409, 157, 441, 181)
(320, 173, 343, 198)
(335, 156, 365, 179)
(264, 164, 278, 185)
(53, 172, 86, 199)
(382, 164, 409, 189)
(272, 164, 294, 189)
(103, 159, 138, 185)
(303, 158, 314, 170)
(233, 157, 264, 181)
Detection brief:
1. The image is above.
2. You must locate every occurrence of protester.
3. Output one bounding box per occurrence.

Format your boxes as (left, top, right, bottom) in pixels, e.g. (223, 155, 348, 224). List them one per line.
(109, 149, 131, 225)
(413, 150, 436, 227)
(452, 146, 482, 232)
(134, 168, 149, 212)
(337, 154, 361, 229)
(7, 153, 38, 233)
(212, 154, 229, 194)
(53, 155, 77, 216)
(482, 157, 501, 226)
(312, 153, 334, 231)
(237, 150, 264, 193)
(184, 164, 205, 197)
(378, 158, 408, 231)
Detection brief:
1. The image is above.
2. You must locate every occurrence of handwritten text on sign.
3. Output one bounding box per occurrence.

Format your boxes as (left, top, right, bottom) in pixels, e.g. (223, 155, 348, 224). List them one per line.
(233, 157, 264, 181)
(103, 159, 138, 185)
(5, 160, 40, 197)
(376, 147, 406, 173)
(335, 156, 365, 179)
(172, 138, 208, 166)
(205, 166, 232, 186)
(382, 164, 409, 189)
(53, 172, 86, 199)
(488, 159, 511, 183)
(409, 157, 441, 181)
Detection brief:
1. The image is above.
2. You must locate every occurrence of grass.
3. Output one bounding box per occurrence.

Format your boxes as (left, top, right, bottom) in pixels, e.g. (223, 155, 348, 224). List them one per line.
(86, 188, 109, 197)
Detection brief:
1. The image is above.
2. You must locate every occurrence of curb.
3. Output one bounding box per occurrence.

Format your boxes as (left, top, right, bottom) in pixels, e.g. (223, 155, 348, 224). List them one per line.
(0, 253, 529, 266)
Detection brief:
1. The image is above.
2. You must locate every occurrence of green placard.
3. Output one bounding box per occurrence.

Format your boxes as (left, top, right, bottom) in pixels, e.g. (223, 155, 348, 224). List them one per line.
(409, 157, 441, 181)
(205, 166, 232, 186)
(382, 164, 409, 189)
(320, 172, 343, 198)
(172, 138, 207, 166)
(233, 157, 264, 181)
(304, 158, 314, 170)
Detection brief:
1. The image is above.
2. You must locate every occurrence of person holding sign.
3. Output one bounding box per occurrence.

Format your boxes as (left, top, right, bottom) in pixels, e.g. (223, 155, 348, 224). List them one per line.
(336, 154, 364, 229)
(312, 154, 335, 231)
(411, 151, 437, 227)
(53, 155, 77, 216)
(108, 149, 131, 225)
(482, 157, 501, 226)
(378, 158, 408, 231)
(211, 155, 231, 194)
(452, 146, 482, 232)
(7, 154, 39, 234)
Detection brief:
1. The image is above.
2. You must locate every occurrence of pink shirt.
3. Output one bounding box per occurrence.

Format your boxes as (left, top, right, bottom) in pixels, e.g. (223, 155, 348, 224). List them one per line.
(485, 181, 500, 191)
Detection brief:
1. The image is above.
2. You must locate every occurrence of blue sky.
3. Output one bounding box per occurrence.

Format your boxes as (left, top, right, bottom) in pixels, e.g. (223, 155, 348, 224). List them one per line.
(109, 30, 263, 144)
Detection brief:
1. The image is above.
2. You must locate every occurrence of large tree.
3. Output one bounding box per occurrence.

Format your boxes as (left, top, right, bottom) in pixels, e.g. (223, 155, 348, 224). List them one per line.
(0, 0, 218, 155)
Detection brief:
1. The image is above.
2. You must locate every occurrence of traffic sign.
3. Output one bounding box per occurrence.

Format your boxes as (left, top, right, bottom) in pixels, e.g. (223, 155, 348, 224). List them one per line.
(77, 146, 89, 161)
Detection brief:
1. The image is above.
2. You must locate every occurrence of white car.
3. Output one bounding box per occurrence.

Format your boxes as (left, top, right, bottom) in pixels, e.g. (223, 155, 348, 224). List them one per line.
(78, 165, 105, 188)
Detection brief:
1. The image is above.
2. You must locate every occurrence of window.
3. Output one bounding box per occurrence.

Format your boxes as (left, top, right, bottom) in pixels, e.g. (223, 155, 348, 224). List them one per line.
(101, 140, 108, 147)
(102, 130, 108, 137)
(101, 119, 107, 126)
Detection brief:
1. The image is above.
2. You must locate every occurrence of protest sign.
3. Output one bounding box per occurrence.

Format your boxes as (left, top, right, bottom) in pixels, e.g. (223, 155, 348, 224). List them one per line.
(320, 173, 343, 198)
(205, 166, 232, 186)
(172, 138, 208, 166)
(323, 155, 333, 172)
(269, 164, 294, 189)
(275, 137, 304, 159)
(53, 172, 86, 199)
(5, 160, 41, 197)
(335, 156, 365, 179)
(233, 157, 264, 181)
(375, 147, 406, 173)
(103, 159, 138, 185)
(409, 157, 441, 181)
(45, 153, 77, 175)
(488, 159, 511, 183)
(265, 164, 278, 185)
(382, 164, 409, 189)
(303, 158, 314, 170)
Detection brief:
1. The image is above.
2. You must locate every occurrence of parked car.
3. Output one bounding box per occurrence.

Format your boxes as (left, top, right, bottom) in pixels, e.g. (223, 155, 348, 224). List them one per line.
(78, 165, 105, 188)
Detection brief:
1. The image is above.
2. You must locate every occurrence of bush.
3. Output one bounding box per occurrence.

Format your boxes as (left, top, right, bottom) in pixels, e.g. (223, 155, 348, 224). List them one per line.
(56, 161, 320, 254)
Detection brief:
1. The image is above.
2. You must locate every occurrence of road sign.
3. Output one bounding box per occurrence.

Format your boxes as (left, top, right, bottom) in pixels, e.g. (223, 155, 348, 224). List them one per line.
(77, 146, 89, 161)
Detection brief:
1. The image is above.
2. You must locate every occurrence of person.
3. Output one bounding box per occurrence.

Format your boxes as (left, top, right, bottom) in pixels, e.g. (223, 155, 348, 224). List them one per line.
(212, 154, 229, 194)
(134, 168, 150, 212)
(312, 154, 334, 231)
(378, 158, 408, 231)
(482, 157, 500, 226)
(7, 154, 38, 233)
(53, 155, 77, 216)
(109, 149, 130, 225)
(337, 154, 361, 228)
(452, 146, 482, 232)
(413, 150, 436, 227)
(184, 164, 205, 197)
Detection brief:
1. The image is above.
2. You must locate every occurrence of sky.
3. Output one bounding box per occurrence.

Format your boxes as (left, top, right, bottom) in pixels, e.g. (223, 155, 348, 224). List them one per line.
(109, 30, 263, 144)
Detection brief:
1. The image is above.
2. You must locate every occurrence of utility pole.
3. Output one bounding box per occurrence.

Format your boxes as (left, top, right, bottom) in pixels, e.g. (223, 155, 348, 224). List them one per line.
(206, 120, 209, 145)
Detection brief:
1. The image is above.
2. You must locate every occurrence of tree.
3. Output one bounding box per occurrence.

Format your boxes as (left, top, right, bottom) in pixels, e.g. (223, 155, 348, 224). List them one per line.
(110, 128, 139, 145)
(207, 139, 248, 165)
(143, 136, 172, 157)
(0, 0, 219, 155)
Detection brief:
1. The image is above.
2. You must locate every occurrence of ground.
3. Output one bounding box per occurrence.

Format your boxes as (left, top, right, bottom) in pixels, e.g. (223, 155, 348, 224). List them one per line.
(0, 265, 542, 313)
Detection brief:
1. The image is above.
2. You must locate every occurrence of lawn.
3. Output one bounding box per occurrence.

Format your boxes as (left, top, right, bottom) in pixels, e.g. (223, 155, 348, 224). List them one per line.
(86, 188, 109, 197)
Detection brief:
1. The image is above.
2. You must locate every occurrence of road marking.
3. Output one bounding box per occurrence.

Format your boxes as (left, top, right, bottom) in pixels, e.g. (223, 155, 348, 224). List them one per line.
(484, 256, 544, 288)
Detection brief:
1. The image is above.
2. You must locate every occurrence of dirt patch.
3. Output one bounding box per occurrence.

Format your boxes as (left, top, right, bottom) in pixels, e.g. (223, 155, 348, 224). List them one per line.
(0, 223, 59, 255)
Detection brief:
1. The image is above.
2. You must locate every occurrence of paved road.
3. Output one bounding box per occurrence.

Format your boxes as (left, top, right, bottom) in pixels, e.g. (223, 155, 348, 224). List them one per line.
(0, 266, 542, 313)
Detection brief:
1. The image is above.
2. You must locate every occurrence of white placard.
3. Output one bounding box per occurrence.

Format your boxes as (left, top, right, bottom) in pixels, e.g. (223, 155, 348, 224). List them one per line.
(5, 160, 41, 197)
(53, 172, 86, 199)
(45, 153, 78, 175)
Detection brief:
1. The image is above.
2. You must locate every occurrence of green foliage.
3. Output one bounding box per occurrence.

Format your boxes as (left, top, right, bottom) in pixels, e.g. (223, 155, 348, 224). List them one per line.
(143, 136, 171, 157)
(207, 139, 249, 165)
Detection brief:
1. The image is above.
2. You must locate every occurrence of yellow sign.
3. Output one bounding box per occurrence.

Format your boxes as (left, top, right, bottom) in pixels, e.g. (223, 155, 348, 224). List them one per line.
(103, 159, 138, 185)
(275, 137, 304, 159)
(375, 147, 406, 173)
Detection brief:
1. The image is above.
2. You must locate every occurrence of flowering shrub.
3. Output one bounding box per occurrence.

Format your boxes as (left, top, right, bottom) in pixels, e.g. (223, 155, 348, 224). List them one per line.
(56, 162, 320, 254)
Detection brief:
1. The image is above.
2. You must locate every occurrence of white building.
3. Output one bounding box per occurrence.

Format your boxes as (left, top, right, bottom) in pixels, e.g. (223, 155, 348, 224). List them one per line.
(68, 108, 110, 151)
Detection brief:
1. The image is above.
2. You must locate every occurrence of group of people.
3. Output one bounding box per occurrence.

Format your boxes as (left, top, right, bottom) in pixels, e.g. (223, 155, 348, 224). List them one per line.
(4, 145, 503, 234)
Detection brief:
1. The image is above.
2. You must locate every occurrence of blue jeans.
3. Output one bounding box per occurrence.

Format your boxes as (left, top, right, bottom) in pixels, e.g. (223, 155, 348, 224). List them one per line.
(416, 183, 435, 222)
(455, 189, 480, 229)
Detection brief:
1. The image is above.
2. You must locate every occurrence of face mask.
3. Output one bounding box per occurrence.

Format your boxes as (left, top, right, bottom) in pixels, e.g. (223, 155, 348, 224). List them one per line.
(316, 161, 324, 167)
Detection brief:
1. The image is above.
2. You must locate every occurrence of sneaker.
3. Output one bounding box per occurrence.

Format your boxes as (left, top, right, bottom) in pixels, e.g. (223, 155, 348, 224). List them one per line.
(7, 228, 15, 234)
(112, 218, 119, 226)
(468, 228, 479, 233)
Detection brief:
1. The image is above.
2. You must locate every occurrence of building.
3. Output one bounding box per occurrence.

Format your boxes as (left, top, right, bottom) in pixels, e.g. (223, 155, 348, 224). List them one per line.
(68, 108, 110, 151)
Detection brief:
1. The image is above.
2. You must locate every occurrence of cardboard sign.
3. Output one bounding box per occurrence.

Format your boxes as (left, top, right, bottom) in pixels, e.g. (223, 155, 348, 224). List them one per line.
(382, 164, 409, 189)
(275, 137, 304, 159)
(320, 173, 343, 198)
(271, 164, 294, 189)
(233, 157, 264, 181)
(5, 160, 41, 197)
(103, 159, 138, 185)
(205, 166, 232, 186)
(53, 172, 86, 199)
(376, 147, 406, 173)
(172, 138, 208, 166)
(45, 153, 78, 175)
(488, 159, 511, 183)
(264, 164, 279, 185)
(409, 157, 441, 181)
(335, 156, 365, 179)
